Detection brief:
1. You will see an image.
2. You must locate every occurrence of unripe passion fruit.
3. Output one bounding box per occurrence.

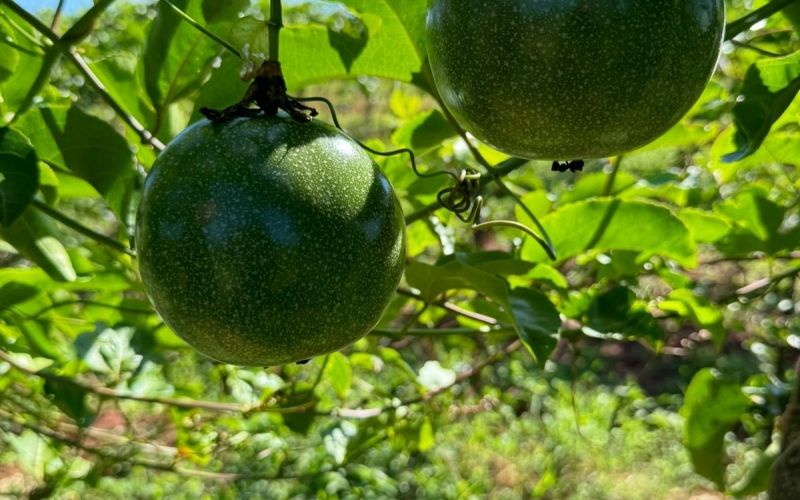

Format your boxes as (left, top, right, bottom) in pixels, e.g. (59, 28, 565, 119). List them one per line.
(136, 115, 406, 366)
(426, 0, 725, 160)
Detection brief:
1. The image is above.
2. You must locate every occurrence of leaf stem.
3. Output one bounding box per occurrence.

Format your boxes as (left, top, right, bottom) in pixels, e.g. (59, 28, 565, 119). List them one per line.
(50, 0, 65, 30)
(32, 199, 136, 257)
(268, 0, 282, 62)
(602, 155, 623, 197)
(160, 0, 241, 58)
(726, 0, 800, 40)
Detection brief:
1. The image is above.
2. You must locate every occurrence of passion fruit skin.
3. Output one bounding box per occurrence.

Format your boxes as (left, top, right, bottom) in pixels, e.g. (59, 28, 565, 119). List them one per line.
(136, 115, 406, 366)
(426, 0, 725, 160)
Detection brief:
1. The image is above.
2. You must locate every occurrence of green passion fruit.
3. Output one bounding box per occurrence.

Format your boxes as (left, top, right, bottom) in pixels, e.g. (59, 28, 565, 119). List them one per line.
(426, 0, 725, 160)
(135, 114, 406, 366)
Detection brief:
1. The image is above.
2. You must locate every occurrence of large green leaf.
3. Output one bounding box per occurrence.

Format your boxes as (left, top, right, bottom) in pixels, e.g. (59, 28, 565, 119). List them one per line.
(714, 188, 800, 257)
(677, 208, 731, 243)
(508, 287, 561, 363)
(283, 0, 426, 88)
(0, 17, 19, 83)
(192, 0, 427, 118)
(144, 0, 248, 136)
(405, 258, 509, 304)
(0, 127, 38, 226)
(89, 53, 156, 127)
(0, 7, 44, 119)
(0, 207, 76, 282)
(190, 52, 248, 123)
(14, 107, 134, 218)
(520, 199, 697, 268)
(680, 369, 751, 489)
(391, 109, 456, 153)
(724, 50, 800, 162)
(559, 172, 637, 205)
(405, 255, 561, 363)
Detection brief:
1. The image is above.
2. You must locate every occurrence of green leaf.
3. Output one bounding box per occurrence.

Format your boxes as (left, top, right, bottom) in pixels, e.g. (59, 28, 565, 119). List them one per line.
(391, 110, 456, 153)
(0, 127, 38, 226)
(680, 369, 751, 489)
(282, 0, 426, 90)
(144, 0, 247, 136)
(0, 207, 76, 282)
(406, 257, 561, 364)
(325, 352, 352, 400)
(405, 258, 509, 304)
(418, 417, 434, 452)
(14, 107, 134, 217)
(520, 199, 697, 268)
(678, 208, 731, 243)
(0, 17, 20, 83)
(586, 286, 662, 344)
(0, 7, 44, 119)
(525, 264, 568, 289)
(43, 378, 95, 427)
(227, 16, 270, 66)
(74, 325, 141, 377)
(89, 53, 156, 127)
(559, 171, 637, 205)
(190, 52, 248, 122)
(723, 50, 800, 162)
(714, 188, 800, 256)
(659, 289, 726, 348)
(0, 281, 39, 310)
(632, 121, 718, 154)
(455, 251, 536, 276)
(508, 287, 561, 363)
(5, 429, 57, 481)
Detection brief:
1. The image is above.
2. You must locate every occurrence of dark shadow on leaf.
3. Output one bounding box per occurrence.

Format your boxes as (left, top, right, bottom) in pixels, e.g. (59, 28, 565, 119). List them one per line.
(327, 28, 368, 74)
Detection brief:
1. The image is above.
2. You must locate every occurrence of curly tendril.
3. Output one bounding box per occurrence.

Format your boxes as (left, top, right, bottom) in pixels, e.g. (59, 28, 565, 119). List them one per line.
(292, 96, 557, 261)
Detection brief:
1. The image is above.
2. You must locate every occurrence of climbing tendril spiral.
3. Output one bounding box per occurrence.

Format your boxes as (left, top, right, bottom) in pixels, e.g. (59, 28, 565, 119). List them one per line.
(292, 96, 556, 261)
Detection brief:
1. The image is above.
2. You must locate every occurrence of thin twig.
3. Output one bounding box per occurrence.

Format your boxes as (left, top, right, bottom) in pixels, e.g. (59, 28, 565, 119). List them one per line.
(160, 0, 240, 58)
(371, 326, 515, 339)
(64, 49, 165, 151)
(725, 0, 800, 40)
(50, 0, 66, 30)
(395, 288, 499, 325)
(602, 156, 623, 197)
(0, 350, 314, 415)
(0, 0, 165, 151)
(32, 199, 136, 257)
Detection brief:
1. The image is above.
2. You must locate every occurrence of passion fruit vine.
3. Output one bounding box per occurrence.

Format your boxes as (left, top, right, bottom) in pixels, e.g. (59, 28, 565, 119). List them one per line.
(426, 0, 725, 160)
(136, 114, 406, 366)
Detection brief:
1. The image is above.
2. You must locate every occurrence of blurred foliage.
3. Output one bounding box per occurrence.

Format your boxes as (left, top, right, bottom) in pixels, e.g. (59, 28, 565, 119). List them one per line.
(0, 0, 799, 498)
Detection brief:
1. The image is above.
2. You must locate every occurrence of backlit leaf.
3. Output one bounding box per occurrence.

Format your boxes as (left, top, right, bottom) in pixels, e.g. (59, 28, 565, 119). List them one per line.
(521, 199, 697, 268)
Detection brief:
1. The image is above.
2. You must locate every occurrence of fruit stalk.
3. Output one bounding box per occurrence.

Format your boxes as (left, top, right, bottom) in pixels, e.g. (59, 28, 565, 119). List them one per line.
(268, 0, 282, 62)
